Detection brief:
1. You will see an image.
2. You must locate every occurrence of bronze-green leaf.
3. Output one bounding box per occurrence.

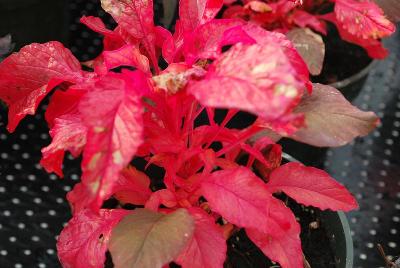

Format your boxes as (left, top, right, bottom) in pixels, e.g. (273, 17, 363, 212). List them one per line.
(287, 28, 325, 76)
(109, 208, 195, 268)
(291, 83, 379, 147)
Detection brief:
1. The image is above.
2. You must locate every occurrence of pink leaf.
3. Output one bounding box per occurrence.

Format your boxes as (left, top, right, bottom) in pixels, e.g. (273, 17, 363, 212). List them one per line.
(179, 0, 224, 32)
(57, 209, 129, 268)
(188, 43, 303, 123)
(267, 162, 358, 211)
(0, 42, 83, 132)
(102, 44, 150, 73)
(201, 167, 277, 233)
(182, 19, 246, 65)
(242, 24, 311, 92)
(246, 198, 303, 268)
(175, 208, 227, 268)
(291, 83, 379, 147)
(80, 16, 123, 42)
(78, 72, 146, 212)
(100, 0, 158, 71)
(218, 25, 257, 48)
(334, 0, 395, 40)
(113, 166, 152, 205)
(292, 10, 327, 35)
(40, 114, 87, 177)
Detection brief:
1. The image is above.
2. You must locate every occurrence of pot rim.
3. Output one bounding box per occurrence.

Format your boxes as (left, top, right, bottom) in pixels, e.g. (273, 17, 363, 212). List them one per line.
(283, 153, 354, 268)
(328, 59, 378, 89)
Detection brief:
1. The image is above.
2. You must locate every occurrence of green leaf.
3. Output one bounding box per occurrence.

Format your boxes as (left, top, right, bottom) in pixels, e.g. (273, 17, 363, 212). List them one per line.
(109, 208, 195, 268)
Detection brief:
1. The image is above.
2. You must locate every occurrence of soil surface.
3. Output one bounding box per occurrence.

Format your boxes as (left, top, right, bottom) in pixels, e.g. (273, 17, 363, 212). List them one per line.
(312, 24, 372, 85)
(223, 197, 337, 268)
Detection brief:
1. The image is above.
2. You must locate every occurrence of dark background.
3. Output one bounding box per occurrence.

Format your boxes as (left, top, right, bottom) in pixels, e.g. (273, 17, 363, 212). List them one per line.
(0, 0, 399, 267)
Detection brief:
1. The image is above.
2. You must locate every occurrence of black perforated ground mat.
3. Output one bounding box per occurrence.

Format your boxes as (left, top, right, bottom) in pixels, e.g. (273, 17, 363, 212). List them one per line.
(0, 0, 399, 267)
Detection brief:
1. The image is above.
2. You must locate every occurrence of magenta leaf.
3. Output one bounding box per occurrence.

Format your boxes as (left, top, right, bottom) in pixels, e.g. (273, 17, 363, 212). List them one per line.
(201, 167, 278, 233)
(334, 0, 395, 40)
(291, 83, 379, 147)
(78, 72, 146, 212)
(102, 44, 150, 73)
(188, 43, 303, 123)
(267, 162, 358, 211)
(100, 0, 158, 71)
(179, 0, 224, 32)
(175, 208, 227, 268)
(0, 41, 83, 132)
(242, 24, 311, 92)
(57, 208, 129, 268)
(40, 113, 87, 177)
(246, 198, 303, 268)
(109, 208, 195, 268)
(182, 19, 245, 65)
(80, 16, 122, 40)
(292, 10, 327, 35)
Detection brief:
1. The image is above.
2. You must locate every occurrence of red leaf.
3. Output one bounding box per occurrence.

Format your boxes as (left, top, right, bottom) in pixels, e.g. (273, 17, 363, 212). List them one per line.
(102, 44, 150, 73)
(335, 19, 389, 59)
(188, 43, 303, 123)
(175, 208, 227, 268)
(267, 162, 358, 211)
(291, 83, 379, 147)
(113, 166, 152, 205)
(179, 0, 224, 32)
(201, 167, 277, 233)
(80, 16, 123, 44)
(40, 114, 87, 177)
(0, 42, 83, 132)
(57, 209, 129, 268)
(292, 10, 327, 35)
(182, 19, 246, 65)
(334, 0, 395, 40)
(145, 189, 178, 211)
(78, 72, 146, 212)
(246, 198, 303, 268)
(45, 89, 86, 128)
(100, 0, 158, 71)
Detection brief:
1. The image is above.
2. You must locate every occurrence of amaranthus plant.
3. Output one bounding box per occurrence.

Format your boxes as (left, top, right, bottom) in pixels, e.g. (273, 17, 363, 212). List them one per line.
(223, 0, 396, 75)
(0, 0, 380, 267)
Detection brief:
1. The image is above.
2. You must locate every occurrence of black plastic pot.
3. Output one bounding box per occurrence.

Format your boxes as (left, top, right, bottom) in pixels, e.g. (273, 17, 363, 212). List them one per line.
(0, 0, 69, 50)
(283, 153, 354, 268)
(329, 60, 377, 102)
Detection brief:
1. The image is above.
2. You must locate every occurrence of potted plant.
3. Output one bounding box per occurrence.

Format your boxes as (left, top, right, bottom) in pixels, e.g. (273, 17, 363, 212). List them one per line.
(0, 0, 380, 267)
(222, 0, 397, 99)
